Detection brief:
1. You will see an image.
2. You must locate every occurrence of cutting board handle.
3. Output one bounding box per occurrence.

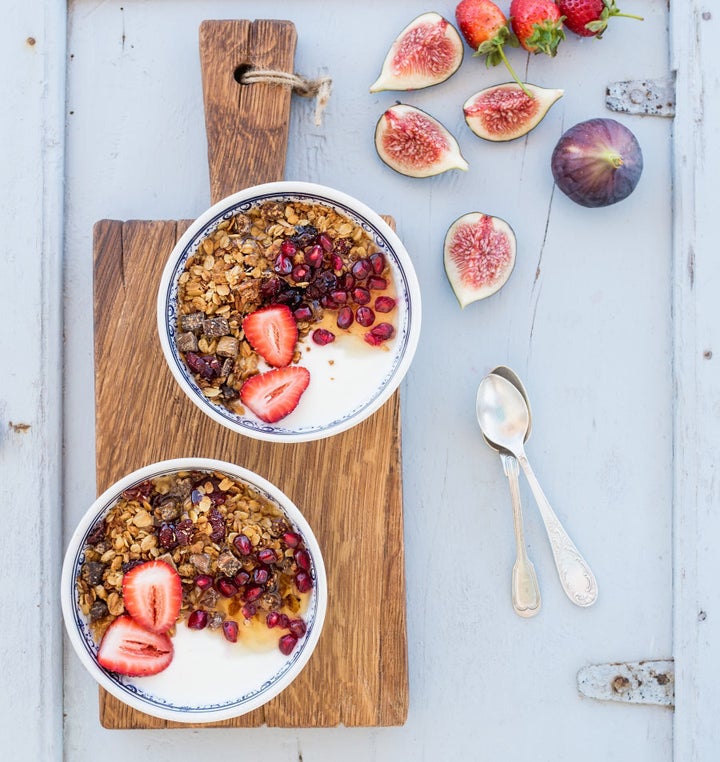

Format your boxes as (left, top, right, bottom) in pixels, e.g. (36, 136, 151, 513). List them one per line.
(199, 20, 297, 203)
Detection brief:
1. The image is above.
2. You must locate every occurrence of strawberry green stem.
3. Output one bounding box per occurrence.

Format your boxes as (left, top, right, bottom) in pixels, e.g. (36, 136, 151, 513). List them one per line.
(616, 13, 644, 21)
(497, 46, 533, 99)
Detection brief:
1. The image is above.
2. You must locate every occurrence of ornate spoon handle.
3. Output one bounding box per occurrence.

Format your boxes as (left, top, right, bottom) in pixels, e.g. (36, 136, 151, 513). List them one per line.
(501, 454, 541, 617)
(516, 453, 598, 607)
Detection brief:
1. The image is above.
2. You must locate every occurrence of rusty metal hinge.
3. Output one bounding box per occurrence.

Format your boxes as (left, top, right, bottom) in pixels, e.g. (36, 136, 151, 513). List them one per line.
(605, 75, 676, 117)
(577, 659, 674, 707)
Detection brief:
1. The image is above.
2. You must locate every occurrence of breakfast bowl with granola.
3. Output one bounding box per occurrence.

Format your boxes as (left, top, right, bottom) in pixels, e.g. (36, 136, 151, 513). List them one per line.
(157, 182, 421, 441)
(61, 458, 327, 722)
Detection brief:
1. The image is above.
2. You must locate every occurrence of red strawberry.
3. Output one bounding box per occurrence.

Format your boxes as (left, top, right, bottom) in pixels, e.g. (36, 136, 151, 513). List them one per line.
(455, 0, 531, 97)
(242, 304, 298, 368)
(240, 366, 310, 423)
(122, 559, 182, 634)
(510, 0, 565, 56)
(97, 615, 174, 676)
(557, 0, 643, 38)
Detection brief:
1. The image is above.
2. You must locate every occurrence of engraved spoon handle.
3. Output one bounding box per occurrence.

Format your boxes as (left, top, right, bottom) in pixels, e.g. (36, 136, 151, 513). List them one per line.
(515, 452, 598, 607)
(501, 454, 541, 618)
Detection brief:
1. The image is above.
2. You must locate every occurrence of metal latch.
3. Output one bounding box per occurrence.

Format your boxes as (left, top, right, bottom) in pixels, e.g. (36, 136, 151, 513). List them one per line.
(605, 75, 676, 117)
(577, 659, 674, 707)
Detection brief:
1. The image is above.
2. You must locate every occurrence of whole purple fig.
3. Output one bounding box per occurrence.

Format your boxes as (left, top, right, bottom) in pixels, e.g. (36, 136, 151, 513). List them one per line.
(551, 118, 643, 207)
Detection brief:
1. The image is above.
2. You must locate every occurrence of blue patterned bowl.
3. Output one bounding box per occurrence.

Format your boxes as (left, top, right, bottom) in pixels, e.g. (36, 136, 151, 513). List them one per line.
(61, 458, 327, 723)
(157, 181, 421, 442)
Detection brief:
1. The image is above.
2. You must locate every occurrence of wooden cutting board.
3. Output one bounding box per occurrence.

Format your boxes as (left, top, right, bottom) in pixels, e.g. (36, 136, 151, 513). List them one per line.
(93, 19, 408, 728)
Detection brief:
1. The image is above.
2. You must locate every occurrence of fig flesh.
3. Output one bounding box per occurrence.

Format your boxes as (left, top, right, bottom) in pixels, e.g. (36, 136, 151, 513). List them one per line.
(444, 212, 516, 307)
(464, 83, 563, 142)
(375, 104, 469, 178)
(551, 118, 643, 207)
(370, 12, 464, 92)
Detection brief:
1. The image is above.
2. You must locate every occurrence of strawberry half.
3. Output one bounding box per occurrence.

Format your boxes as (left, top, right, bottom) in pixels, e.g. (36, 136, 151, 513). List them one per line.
(240, 366, 311, 423)
(122, 559, 182, 634)
(242, 304, 298, 367)
(97, 615, 174, 676)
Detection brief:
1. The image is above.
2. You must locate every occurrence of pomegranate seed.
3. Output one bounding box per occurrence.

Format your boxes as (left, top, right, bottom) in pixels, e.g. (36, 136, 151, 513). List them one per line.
(320, 294, 338, 309)
(336, 306, 354, 330)
(369, 252, 386, 274)
(253, 567, 269, 584)
(296, 571, 313, 593)
(292, 264, 311, 282)
(366, 275, 387, 291)
(257, 548, 278, 565)
(274, 253, 293, 275)
(304, 244, 324, 268)
(293, 305, 313, 321)
(280, 239, 297, 256)
(340, 272, 355, 290)
(375, 295, 396, 313)
(279, 634, 298, 655)
(283, 531, 301, 548)
(317, 233, 332, 252)
(222, 620, 239, 643)
(233, 570, 250, 586)
(277, 613, 290, 629)
(266, 611, 281, 628)
(242, 602, 257, 619)
(195, 574, 213, 590)
(233, 534, 252, 555)
(355, 306, 375, 327)
(330, 289, 348, 304)
(216, 577, 239, 598)
(365, 322, 394, 346)
(333, 237, 351, 256)
(288, 618, 307, 638)
(331, 253, 344, 272)
(312, 328, 335, 346)
(351, 259, 371, 280)
(244, 585, 264, 603)
(187, 610, 209, 630)
(295, 549, 311, 571)
(352, 287, 371, 305)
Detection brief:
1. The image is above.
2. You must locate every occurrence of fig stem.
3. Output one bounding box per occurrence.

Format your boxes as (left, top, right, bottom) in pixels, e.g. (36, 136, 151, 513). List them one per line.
(607, 152, 624, 168)
(497, 47, 533, 99)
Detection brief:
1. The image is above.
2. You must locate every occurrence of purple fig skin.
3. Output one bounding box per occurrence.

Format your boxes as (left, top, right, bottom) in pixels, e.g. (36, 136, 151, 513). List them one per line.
(551, 118, 643, 207)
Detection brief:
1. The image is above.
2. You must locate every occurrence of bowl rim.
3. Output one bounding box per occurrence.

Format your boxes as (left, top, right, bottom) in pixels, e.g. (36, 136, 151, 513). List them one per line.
(61, 457, 328, 723)
(156, 180, 421, 443)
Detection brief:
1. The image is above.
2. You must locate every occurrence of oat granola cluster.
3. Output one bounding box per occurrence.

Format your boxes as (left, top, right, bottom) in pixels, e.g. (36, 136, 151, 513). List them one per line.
(77, 471, 313, 644)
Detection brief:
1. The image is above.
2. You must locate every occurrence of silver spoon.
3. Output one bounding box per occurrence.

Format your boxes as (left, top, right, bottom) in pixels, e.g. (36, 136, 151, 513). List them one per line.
(481, 366, 541, 618)
(476, 373, 598, 607)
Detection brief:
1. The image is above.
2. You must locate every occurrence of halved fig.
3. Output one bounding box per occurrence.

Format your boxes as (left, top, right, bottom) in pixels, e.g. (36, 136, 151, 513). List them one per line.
(370, 12, 464, 92)
(444, 212, 516, 307)
(464, 83, 563, 142)
(375, 104, 468, 178)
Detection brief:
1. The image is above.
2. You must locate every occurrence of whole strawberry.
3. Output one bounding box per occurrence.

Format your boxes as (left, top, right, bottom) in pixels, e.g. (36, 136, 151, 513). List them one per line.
(455, 0, 531, 96)
(510, 0, 565, 56)
(558, 0, 643, 38)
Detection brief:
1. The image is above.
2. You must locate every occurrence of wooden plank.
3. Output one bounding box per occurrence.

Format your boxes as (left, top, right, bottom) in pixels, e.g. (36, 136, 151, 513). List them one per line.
(1, 1, 65, 759)
(94, 214, 408, 728)
(671, 4, 720, 759)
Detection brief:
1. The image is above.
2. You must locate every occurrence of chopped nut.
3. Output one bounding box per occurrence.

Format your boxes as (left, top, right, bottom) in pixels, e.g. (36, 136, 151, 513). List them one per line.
(202, 317, 230, 338)
(176, 331, 199, 353)
(180, 312, 205, 333)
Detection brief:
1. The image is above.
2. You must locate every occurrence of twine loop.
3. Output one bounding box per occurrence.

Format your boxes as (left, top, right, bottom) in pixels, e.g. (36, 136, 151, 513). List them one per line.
(240, 68, 332, 126)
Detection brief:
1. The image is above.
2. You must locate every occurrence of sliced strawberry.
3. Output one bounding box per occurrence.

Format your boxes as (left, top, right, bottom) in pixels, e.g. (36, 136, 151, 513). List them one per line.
(242, 304, 298, 367)
(97, 615, 174, 676)
(240, 366, 310, 423)
(122, 559, 182, 633)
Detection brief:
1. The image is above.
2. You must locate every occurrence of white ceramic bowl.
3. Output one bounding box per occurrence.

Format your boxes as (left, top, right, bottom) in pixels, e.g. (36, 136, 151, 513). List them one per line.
(157, 181, 421, 442)
(61, 458, 327, 723)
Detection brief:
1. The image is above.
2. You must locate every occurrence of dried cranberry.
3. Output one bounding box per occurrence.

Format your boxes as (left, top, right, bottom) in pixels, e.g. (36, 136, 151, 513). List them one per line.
(318, 271, 337, 292)
(175, 519, 194, 546)
(121, 480, 154, 502)
(208, 507, 225, 542)
(121, 559, 144, 573)
(333, 237, 351, 256)
(86, 519, 106, 545)
(158, 523, 178, 549)
(185, 352, 220, 380)
(260, 276, 285, 300)
(294, 224, 318, 246)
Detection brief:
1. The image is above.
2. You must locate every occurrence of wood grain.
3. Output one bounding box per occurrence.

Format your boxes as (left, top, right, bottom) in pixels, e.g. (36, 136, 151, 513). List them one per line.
(94, 17, 407, 730)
